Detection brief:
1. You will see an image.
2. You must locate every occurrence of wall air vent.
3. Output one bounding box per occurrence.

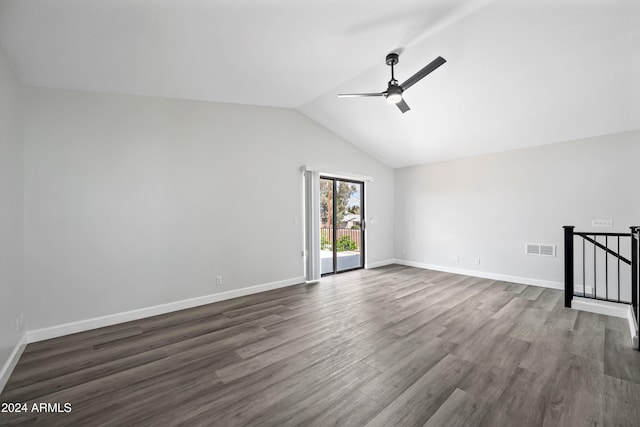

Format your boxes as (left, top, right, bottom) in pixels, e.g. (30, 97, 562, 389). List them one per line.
(526, 243, 556, 257)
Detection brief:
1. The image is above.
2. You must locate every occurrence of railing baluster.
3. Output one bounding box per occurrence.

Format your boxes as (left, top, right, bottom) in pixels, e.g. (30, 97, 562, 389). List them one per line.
(593, 235, 597, 299)
(631, 227, 638, 325)
(606, 236, 609, 300)
(618, 236, 621, 303)
(583, 237, 586, 297)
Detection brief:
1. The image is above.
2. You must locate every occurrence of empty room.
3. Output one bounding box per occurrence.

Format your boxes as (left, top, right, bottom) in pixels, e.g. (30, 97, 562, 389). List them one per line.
(1, 0, 639, 425)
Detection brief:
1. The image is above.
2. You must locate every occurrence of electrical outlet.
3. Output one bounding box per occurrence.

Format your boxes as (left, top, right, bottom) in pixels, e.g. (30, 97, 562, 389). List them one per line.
(474, 258, 481, 265)
(15, 317, 20, 332)
(454, 255, 459, 263)
(19, 312, 23, 328)
(592, 219, 613, 228)
(216, 276, 223, 286)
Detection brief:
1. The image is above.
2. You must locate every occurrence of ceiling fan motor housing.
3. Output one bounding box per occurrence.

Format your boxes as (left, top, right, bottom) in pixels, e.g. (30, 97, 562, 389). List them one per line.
(385, 84, 403, 104)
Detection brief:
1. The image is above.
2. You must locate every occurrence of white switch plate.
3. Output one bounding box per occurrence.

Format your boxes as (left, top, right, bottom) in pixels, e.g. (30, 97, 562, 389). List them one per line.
(592, 219, 613, 228)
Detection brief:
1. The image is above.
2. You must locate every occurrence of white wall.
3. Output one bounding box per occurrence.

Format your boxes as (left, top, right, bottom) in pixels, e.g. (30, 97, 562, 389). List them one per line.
(22, 88, 394, 331)
(0, 48, 25, 379)
(395, 130, 640, 286)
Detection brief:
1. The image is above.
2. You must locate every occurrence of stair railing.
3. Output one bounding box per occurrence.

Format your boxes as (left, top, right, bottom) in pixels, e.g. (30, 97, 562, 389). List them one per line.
(564, 225, 639, 348)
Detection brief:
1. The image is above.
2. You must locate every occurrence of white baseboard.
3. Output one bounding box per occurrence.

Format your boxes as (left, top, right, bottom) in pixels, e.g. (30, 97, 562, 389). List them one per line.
(571, 297, 630, 319)
(572, 298, 640, 347)
(0, 333, 27, 393)
(627, 305, 639, 349)
(27, 276, 305, 344)
(393, 259, 563, 290)
(365, 259, 396, 269)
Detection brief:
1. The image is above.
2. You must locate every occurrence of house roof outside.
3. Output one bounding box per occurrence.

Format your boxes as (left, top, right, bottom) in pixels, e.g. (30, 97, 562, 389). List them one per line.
(342, 214, 361, 223)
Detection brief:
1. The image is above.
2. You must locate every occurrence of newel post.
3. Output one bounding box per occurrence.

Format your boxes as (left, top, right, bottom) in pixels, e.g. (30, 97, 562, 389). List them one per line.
(563, 226, 575, 308)
(631, 226, 638, 320)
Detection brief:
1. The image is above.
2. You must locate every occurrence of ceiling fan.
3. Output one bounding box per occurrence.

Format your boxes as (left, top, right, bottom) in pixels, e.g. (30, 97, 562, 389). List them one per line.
(338, 53, 446, 113)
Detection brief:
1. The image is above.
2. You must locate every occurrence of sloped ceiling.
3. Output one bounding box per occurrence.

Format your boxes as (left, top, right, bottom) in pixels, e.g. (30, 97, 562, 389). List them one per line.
(1, 0, 638, 167)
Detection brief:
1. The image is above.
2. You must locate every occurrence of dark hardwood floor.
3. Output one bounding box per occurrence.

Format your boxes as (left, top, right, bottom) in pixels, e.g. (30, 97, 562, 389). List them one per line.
(1, 265, 639, 426)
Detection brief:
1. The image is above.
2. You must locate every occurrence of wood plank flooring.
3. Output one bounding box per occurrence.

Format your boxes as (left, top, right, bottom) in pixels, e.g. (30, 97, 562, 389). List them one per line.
(1, 265, 639, 426)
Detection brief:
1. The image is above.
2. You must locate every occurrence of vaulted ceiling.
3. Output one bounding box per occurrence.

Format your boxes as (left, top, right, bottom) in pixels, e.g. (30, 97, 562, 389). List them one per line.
(1, 0, 638, 167)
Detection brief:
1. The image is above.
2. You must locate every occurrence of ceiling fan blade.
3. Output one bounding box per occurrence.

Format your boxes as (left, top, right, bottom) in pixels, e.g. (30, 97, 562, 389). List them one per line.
(396, 99, 410, 113)
(338, 92, 384, 98)
(400, 56, 446, 91)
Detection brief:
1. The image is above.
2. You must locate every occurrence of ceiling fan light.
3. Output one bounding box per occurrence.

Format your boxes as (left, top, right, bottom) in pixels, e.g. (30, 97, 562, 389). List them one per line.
(386, 92, 402, 104)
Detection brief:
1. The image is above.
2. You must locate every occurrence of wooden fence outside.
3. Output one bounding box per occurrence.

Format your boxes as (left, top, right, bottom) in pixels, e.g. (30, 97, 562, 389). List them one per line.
(320, 228, 362, 250)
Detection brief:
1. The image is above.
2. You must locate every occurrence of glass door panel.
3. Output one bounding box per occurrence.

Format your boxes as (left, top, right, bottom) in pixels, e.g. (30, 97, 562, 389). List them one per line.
(320, 177, 364, 276)
(320, 178, 334, 275)
(335, 180, 364, 272)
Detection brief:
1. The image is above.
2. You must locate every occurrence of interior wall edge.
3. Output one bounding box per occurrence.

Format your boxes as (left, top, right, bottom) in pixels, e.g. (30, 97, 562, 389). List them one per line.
(0, 44, 26, 394)
(0, 333, 27, 394)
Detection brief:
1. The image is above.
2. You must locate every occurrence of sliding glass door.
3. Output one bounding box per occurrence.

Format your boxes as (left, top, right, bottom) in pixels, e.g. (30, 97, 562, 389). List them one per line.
(320, 177, 364, 275)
